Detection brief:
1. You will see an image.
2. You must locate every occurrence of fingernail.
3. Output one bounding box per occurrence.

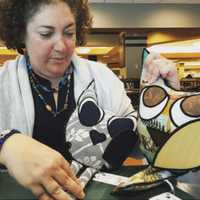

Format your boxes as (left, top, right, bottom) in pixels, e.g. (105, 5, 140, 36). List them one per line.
(80, 191, 85, 199)
(78, 179, 82, 185)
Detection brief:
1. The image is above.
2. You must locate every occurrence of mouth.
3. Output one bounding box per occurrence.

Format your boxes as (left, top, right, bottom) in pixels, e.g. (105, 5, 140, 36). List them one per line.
(49, 57, 67, 64)
(50, 57, 66, 60)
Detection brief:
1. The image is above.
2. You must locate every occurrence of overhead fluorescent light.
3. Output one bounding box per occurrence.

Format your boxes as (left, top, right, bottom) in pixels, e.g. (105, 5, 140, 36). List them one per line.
(148, 39, 200, 53)
(76, 47, 114, 55)
(76, 47, 91, 54)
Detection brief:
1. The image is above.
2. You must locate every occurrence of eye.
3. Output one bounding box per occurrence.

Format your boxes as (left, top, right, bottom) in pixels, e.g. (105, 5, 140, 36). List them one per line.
(139, 86, 169, 120)
(39, 31, 53, 38)
(64, 30, 75, 38)
(170, 94, 200, 127)
(66, 32, 74, 37)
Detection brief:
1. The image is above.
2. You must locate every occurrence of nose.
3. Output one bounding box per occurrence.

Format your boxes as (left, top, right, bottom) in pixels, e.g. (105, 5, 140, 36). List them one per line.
(54, 36, 67, 52)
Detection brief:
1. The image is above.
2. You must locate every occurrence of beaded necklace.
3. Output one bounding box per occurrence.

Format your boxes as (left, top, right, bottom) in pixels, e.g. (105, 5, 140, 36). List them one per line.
(27, 62, 73, 117)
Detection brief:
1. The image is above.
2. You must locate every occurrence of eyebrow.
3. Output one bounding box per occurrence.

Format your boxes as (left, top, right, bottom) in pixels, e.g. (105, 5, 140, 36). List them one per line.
(38, 22, 75, 30)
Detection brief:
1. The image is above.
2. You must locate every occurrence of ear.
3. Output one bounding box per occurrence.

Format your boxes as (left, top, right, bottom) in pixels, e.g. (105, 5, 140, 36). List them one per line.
(103, 130, 138, 169)
(77, 79, 97, 106)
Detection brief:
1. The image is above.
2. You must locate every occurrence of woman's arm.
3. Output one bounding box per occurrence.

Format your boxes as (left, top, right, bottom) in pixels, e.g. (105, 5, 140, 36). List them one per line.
(0, 134, 84, 200)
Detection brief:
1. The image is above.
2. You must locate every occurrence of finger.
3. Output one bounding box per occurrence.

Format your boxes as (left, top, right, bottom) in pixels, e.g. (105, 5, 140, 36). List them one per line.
(42, 177, 73, 200)
(159, 62, 180, 90)
(147, 59, 172, 80)
(30, 184, 46, 199)
(61, 159, 81, 186)
(53, 168, 84, 199)
(157, 59, 174, 72)
(143, 64, 160, 84)
(167, 74, 180, 90)
(143, 57, 161, 83)
(31, 184, 61, 200)
(39, 193, 54, 200)
(144, 52, 163, 68)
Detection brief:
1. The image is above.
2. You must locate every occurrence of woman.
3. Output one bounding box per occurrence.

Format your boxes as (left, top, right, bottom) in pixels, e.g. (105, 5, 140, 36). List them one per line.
(0, 1, 91, 199)
(0, 0, 180, 200)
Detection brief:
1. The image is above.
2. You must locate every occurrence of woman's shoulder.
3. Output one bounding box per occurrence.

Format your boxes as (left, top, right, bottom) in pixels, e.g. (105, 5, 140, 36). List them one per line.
(0, 55, 25, 77)
(1, 55, 24, 69)
(72, 54, 116, 78)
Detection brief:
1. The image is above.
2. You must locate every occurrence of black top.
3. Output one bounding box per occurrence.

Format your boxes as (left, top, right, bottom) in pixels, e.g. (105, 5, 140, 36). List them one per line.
(30, 71, 76, 161)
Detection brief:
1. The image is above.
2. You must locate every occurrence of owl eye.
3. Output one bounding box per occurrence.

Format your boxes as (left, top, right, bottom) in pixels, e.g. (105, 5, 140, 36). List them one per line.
(139, 86, 169, 120)
(170, 94, 200, 127)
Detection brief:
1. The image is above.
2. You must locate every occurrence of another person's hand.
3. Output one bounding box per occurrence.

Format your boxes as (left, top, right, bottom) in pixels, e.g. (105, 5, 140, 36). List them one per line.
(0, 134, 84, 200)
(143, 52, 180, 90)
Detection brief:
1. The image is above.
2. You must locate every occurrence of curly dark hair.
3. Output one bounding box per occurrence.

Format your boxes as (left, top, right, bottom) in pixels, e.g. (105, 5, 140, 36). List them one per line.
(0, 0, 92, 54)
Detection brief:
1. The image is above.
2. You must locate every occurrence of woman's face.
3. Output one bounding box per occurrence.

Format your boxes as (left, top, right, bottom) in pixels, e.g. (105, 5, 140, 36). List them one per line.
(25, 1, 76, 80)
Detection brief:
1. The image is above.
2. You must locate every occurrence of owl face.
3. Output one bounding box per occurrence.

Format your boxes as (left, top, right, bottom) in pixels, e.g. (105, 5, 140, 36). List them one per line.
(66, 80, 137, 169)
(138, 78, 200, 171)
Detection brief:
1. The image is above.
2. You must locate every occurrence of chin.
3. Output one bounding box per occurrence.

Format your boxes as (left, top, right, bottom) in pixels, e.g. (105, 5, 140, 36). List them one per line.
(51, 71, 66, 78)
(51, 66, 68, 75)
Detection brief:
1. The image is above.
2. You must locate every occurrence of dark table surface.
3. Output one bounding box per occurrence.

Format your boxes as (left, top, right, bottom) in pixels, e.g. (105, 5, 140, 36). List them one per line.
(0, 166, 196, 200)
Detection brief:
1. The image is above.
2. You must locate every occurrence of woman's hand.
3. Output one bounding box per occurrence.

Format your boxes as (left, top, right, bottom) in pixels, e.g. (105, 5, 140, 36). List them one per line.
(143, 52, 180, 90)
(0, 134, 84, 200)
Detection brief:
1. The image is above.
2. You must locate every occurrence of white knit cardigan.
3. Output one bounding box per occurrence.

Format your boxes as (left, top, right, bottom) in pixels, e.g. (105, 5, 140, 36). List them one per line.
(0, 54, 135, 136)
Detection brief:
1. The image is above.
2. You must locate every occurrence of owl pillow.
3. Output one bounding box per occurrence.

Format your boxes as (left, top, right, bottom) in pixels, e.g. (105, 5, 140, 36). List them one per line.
(113, 49, 200, 194)
(138, 57, 200, 171)
(65, 80, 137, 188)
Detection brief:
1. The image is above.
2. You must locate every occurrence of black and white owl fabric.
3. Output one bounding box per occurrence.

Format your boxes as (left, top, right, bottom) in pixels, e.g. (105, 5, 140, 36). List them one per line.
(65, 79, 137, 187)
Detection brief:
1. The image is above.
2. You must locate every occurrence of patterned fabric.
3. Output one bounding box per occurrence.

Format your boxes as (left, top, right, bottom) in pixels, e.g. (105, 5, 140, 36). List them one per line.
(113, 165, 174, 194)
(113, 48, 200, 194)
(139, 75, 200, 171)
(66, 80, 137, 187)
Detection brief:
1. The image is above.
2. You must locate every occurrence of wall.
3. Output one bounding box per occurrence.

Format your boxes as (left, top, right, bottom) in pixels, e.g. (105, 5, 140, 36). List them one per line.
(90, 4, 200, 28)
